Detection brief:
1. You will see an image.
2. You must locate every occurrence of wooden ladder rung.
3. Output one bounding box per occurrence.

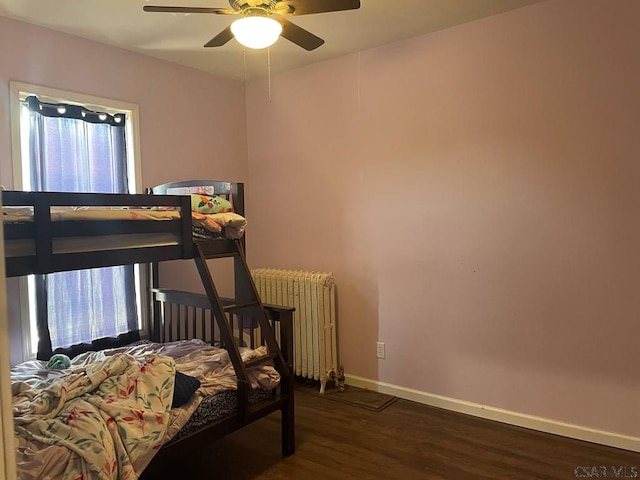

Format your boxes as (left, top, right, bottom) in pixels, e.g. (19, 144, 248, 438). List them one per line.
(243, 351, 278, 368)
(201, 251, 240, 259)
(195, 240, 241, 259)
(223, 301, 259, 313)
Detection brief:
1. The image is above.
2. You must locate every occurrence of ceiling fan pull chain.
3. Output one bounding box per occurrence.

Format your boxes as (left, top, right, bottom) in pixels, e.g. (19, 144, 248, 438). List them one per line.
(243, 46, 247, 84)
(268, 47, 272, 103)
(357, 50, 361, 108)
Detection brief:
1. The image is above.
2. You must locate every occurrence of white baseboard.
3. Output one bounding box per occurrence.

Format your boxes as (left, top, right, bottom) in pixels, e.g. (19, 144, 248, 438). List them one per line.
(345, 375, 640, 453)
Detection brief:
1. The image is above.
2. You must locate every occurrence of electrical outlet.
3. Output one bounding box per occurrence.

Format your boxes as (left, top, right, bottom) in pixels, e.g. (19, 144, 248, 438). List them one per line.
(376, 342, 386, 359)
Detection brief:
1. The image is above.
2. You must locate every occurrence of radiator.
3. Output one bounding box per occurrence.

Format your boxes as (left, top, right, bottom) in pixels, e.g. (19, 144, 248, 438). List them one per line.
(251, 268, 342, 393)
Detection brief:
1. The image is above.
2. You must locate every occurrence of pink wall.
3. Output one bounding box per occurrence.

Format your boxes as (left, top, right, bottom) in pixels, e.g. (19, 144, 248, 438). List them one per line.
(0, 16, 248, 363)
(246, 0, 640, 437)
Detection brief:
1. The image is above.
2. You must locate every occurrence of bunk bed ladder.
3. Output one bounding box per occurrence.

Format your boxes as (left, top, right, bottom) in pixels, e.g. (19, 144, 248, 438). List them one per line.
(192, 239, 290, 419)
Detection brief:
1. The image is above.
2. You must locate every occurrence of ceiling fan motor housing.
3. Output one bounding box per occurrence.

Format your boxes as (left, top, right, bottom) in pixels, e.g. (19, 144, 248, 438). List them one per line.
(229, 0, 282, 11)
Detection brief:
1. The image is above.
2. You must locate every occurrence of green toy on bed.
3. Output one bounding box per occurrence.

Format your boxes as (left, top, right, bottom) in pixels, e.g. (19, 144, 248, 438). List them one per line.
(46, 353, 71, 370)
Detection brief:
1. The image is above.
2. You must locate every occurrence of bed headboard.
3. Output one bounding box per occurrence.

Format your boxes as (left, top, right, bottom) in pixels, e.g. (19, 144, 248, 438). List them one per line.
(150, 180, 245, 217)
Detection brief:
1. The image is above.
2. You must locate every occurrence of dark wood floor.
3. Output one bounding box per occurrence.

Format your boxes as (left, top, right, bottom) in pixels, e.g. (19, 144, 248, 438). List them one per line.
(146, 389, 640, 479)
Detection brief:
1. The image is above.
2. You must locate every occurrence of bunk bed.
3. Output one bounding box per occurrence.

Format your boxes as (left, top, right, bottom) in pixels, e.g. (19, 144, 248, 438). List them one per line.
(2, 181, 295, 480)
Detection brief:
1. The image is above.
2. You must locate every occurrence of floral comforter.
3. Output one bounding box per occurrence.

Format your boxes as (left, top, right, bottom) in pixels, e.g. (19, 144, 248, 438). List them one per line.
(11, 340, 280, 480)
(13, 353, 175, 480)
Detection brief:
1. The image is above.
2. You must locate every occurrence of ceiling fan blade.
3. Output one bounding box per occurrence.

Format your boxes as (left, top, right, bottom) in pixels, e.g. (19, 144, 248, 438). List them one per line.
(276, 18, 324, 51)
(281, 0, 360, 16)
(204, 26, 234, 47)
(143, 6, 234, 14)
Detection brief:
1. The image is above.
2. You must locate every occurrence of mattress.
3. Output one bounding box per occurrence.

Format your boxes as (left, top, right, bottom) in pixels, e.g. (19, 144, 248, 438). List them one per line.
(2, 207, 247, 255)
(168, 388, 274, 444)
(3, 206, 181, 223)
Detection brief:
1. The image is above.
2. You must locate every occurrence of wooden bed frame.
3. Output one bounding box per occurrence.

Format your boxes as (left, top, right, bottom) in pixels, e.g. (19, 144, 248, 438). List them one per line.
(1, 181, 295, 476)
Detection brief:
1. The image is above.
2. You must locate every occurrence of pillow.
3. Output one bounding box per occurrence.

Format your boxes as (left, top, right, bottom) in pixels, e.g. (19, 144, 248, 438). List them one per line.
(172, 371, 201, 408)
(190, 194, 233, 214)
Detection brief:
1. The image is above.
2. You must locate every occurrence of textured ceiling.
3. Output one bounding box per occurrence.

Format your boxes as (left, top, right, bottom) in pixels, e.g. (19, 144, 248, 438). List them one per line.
(0, 0, 544, 80)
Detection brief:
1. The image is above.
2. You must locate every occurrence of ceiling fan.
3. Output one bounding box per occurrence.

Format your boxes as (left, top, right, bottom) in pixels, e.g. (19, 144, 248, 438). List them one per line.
(143, 0, 361, 51)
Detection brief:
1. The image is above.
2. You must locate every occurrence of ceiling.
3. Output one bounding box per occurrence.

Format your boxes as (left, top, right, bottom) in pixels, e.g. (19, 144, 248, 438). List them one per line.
(0, 0, 544, 81)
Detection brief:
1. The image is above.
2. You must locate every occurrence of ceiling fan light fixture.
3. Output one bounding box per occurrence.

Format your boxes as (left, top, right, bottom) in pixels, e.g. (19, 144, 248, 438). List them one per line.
(231, 16, 282, 49)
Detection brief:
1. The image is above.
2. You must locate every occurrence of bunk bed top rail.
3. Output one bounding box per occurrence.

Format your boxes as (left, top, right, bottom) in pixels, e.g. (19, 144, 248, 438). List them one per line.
(2, 190, 193, 277)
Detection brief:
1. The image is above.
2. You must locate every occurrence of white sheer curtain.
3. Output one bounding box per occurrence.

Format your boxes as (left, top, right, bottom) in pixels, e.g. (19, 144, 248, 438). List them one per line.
(25, 96, 139, 355)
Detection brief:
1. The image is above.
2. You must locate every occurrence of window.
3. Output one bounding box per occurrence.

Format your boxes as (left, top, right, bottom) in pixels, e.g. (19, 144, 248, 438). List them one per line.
(9, 82, 144, 360)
